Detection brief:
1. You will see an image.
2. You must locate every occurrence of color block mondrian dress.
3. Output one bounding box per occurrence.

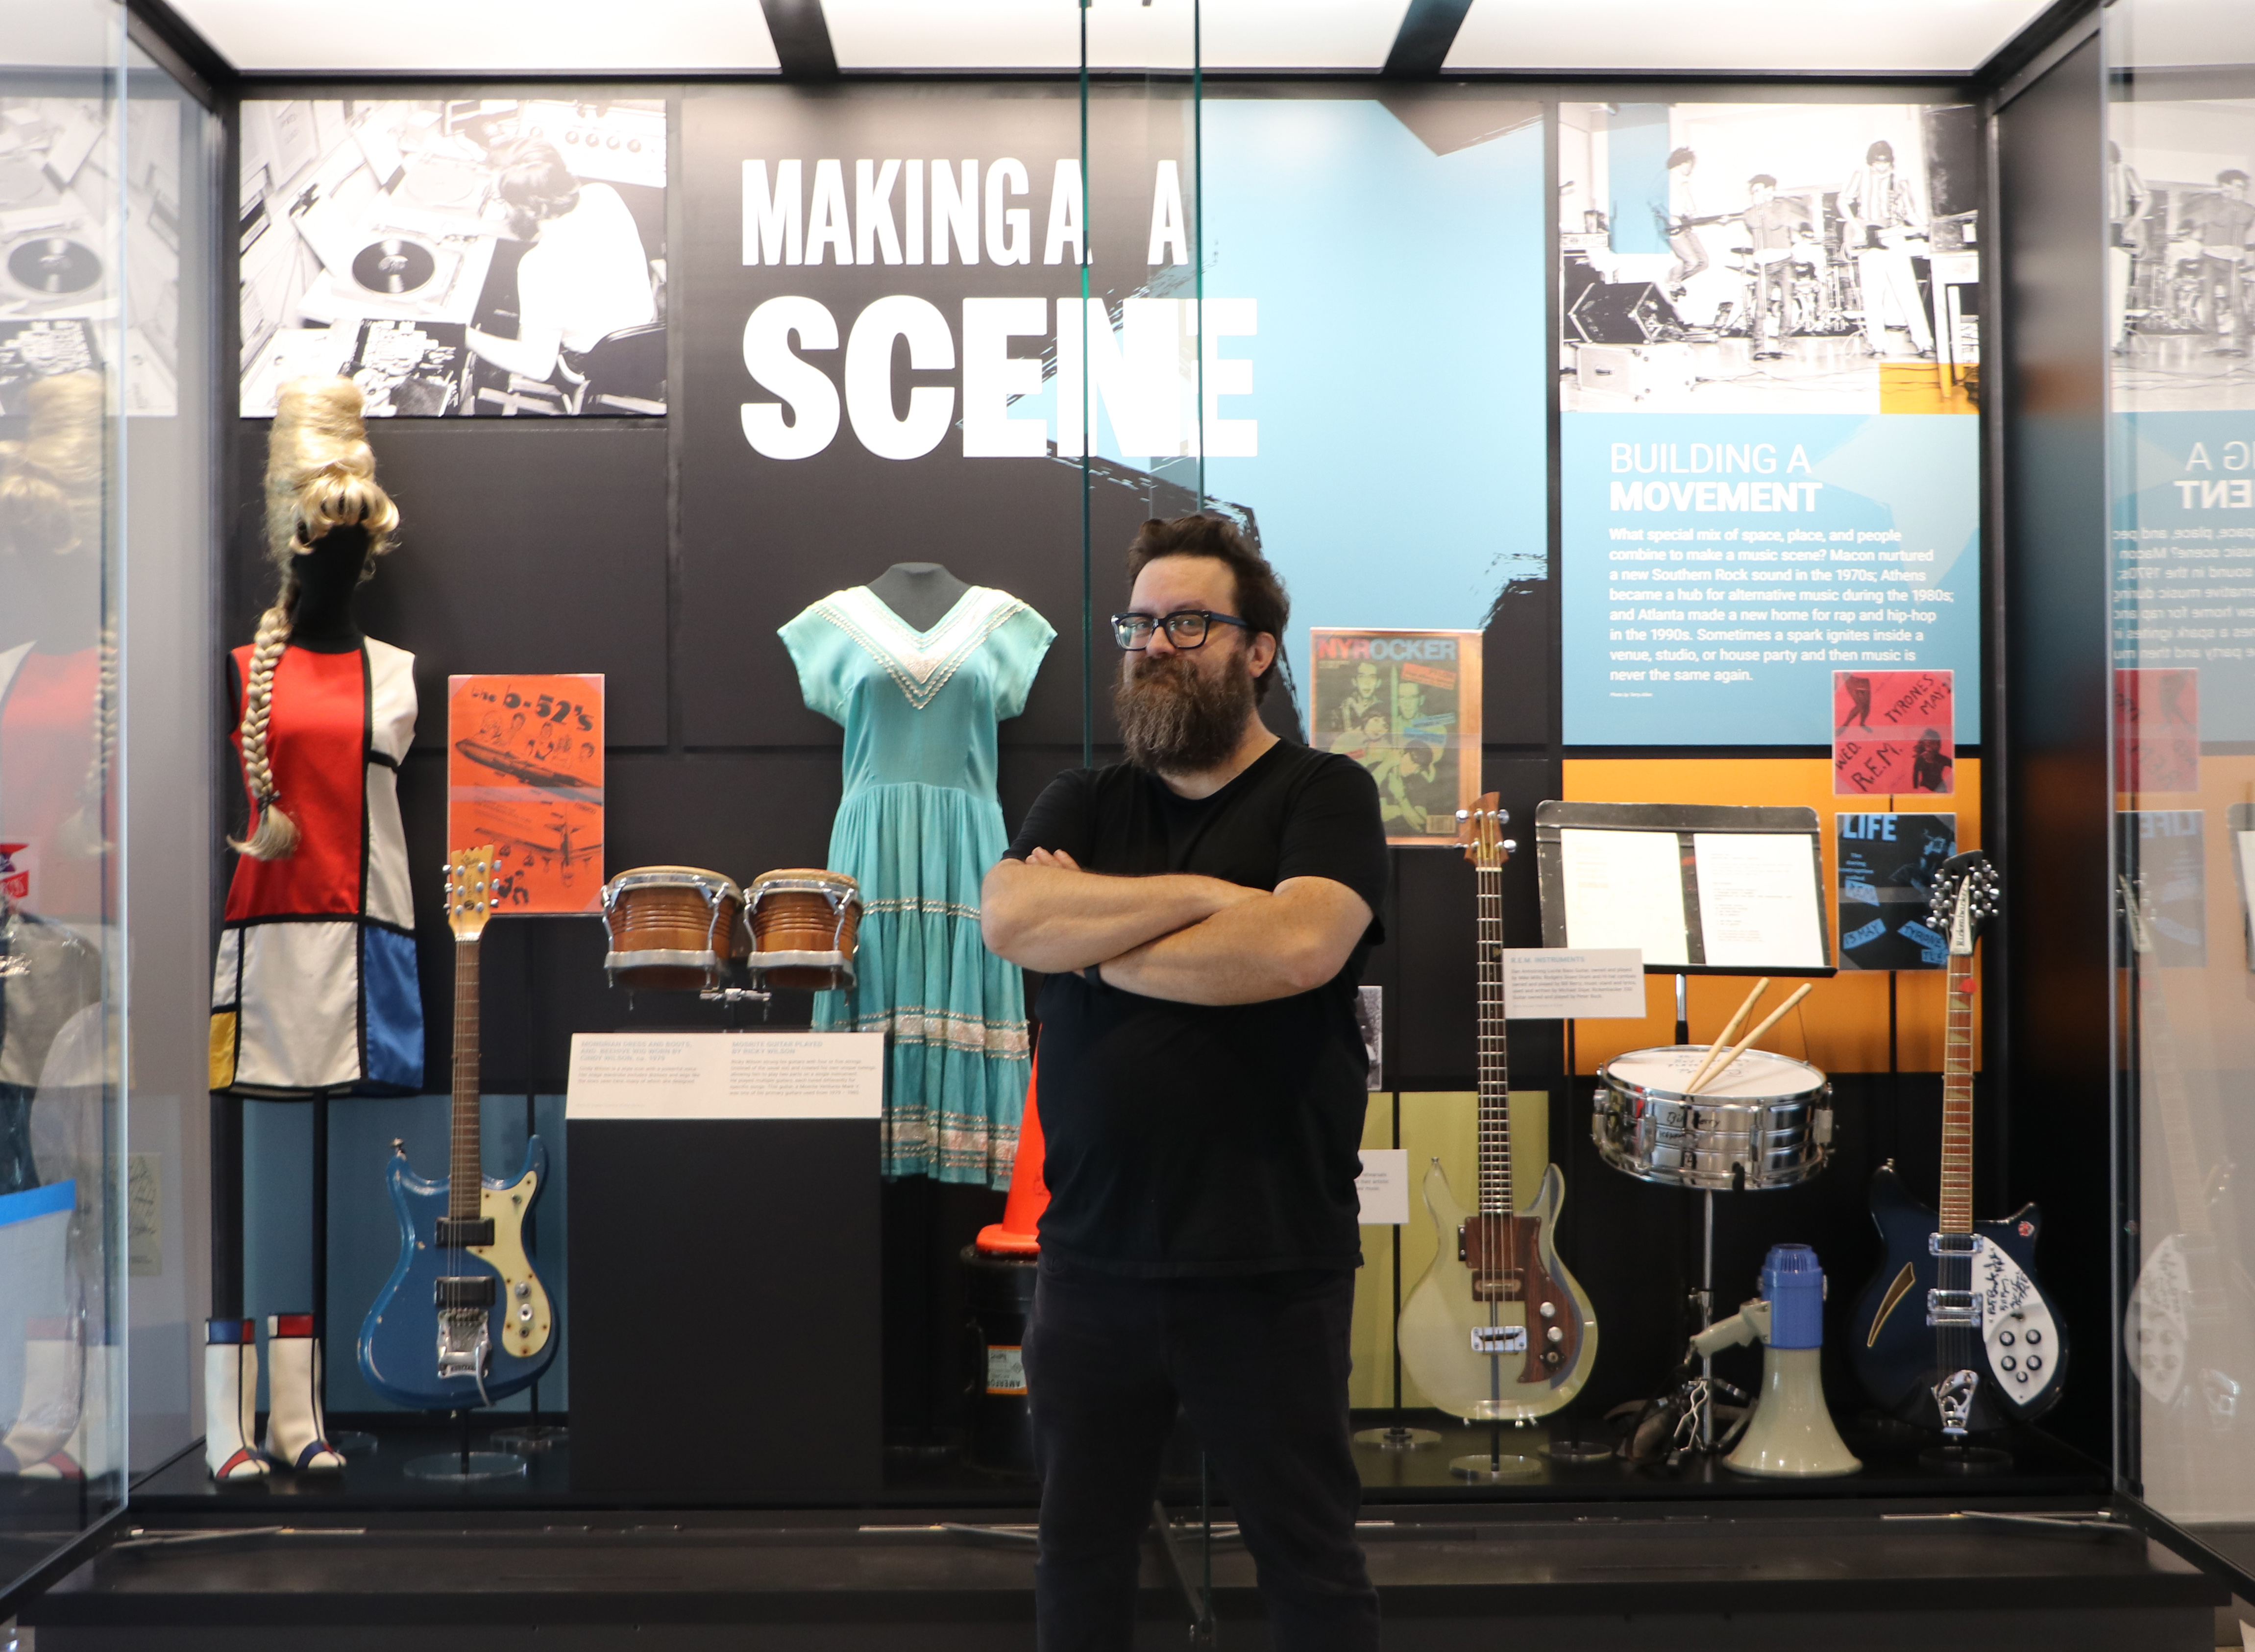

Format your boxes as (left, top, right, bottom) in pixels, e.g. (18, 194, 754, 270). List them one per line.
(208, 639, 422, 1097)
(780, 586, 1053, 1188)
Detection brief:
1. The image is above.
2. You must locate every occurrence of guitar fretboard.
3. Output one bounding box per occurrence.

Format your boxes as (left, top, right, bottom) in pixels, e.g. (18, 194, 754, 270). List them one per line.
(449, 936, 482, 1221)
(1938, 944, 1976, 1234)
(1475, 850, 1513, 1216)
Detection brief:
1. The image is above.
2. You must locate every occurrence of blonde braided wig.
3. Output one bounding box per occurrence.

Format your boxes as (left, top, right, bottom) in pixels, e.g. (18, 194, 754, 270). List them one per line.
(233, 377, 398, 861)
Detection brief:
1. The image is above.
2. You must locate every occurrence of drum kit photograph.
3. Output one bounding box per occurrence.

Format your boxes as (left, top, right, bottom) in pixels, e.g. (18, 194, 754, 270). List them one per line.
(1593, 975, 1833, 1462)
(598, 864, 861, 1010)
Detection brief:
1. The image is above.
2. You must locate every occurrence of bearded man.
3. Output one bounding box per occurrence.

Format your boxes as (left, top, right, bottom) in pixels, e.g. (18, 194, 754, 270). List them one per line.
(981, 514, 1387, 1652)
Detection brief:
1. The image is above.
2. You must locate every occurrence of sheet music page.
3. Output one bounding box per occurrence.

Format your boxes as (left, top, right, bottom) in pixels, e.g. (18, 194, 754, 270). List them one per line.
(1692, 832, 1826, 968)
(1559, 828, 1689, 965)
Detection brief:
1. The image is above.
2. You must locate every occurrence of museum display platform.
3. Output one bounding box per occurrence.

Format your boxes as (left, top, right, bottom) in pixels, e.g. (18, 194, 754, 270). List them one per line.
(118, 1410, 2111, 1513)
(23, 1495, 2224, 1651)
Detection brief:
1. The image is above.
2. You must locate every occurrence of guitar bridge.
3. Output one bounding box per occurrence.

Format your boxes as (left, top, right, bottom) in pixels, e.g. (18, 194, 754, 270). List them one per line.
(1471, 1325, 1528, 1356)
(436, 1306, 492, 1387)
(1927, 1288, 1981, 1327)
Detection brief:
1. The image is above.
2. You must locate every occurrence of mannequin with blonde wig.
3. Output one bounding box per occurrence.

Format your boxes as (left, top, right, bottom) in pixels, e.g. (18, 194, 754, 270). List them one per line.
(233, 377, 399, 859)
(212, 372, 422, 1103)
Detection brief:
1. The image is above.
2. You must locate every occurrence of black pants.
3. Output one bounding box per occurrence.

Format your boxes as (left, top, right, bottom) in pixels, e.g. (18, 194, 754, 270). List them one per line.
(1024, 1255, 1378, 1652)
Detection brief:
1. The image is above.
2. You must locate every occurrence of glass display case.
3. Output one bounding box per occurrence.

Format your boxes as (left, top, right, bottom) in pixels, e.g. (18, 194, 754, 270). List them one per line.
(1, 0, 221, 1604)
(2107, 0, 2255, 1592)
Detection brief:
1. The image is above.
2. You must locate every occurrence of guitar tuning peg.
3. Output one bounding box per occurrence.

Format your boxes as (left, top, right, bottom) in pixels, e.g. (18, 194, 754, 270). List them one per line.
(1502, 839, 1519, 853)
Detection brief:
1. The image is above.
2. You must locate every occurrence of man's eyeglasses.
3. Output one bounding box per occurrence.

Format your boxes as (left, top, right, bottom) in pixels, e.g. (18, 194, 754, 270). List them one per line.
(1111, 610, 1252, 651)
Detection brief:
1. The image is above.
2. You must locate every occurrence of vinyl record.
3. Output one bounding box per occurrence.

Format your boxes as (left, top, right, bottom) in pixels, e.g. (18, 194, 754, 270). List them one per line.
(351, 236, 436, 296)
(5, 236, 101, 296)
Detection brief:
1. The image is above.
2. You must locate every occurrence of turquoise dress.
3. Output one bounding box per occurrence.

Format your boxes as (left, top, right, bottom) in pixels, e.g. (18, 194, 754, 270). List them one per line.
(780, 586, 1054, 1187)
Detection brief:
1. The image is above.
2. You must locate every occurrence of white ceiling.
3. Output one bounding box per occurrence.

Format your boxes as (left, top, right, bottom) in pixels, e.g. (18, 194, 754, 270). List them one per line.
(164, 0, 2071, 76)
(167, 0, 781, 73)
(825, 0, 1411, 72)
(1447, 0, 2062, 73)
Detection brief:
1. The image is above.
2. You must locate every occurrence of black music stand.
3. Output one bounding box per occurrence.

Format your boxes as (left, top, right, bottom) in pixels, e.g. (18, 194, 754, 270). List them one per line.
(1535, 801, 1837, 1452)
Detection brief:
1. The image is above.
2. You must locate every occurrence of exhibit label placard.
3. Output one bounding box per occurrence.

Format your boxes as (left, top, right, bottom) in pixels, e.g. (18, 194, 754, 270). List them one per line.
(1502, 947, 1647, 1018)
(1356, 1149, 1410, 1226)
(567, 1032, 884, 1120)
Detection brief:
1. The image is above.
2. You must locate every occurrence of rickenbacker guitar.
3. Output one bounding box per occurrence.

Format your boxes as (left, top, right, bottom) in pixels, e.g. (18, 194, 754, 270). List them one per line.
(358, 845, 558, 1409)
(1396, 794, 1599, 1423)
(1850, 851, 2065, 1436)
(2119, 874, 2255, 1439)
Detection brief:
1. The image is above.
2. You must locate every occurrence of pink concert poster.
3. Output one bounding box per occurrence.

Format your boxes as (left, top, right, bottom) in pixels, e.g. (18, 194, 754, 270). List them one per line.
(2114, 668, 2199, 795)
(1833, 669, 1954, 797)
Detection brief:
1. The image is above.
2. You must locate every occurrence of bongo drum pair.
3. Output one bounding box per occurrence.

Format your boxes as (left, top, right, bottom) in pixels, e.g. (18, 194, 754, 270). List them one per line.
(600, 866, 860, 993)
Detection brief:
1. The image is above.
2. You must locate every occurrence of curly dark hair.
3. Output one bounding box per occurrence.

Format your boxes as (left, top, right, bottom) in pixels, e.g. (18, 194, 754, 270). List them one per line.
(1124, 514, 1289, 703)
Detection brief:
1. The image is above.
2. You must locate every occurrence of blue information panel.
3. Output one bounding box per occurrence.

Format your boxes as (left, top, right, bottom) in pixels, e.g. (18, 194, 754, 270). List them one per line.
(2111, 412, 2255, 743)
(1563, 412, 1980, 746)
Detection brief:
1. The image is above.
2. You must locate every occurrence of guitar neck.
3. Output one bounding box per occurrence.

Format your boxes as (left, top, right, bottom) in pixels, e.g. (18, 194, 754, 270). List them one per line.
(1475, 855, 1513, 1215)
(1937, 945, 1976, 1234)
(450, 934, 482, 1219)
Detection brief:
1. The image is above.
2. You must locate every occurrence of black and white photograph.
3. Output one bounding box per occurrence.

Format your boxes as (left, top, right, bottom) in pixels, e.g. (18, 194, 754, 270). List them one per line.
(239, 97, 667, 417)
(2107, 97, 2255, 410)
(1560, 100, 1981, 413)
(1, 91, 182, 416)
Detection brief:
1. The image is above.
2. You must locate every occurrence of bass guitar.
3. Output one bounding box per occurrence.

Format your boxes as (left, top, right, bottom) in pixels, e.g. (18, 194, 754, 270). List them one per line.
(358, 844, 558, 1409)
(1397, 794, 1599, 1422)
(1849, 851, 2065, 1436)
(2119, 874, 2255, 1451)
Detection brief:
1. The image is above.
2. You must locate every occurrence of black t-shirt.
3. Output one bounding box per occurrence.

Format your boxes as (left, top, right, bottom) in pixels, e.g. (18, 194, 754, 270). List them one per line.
(1005, 741, 1388, 1276)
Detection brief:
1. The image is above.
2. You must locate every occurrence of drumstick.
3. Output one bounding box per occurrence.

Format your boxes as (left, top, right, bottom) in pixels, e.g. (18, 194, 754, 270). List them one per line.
(1682, 976, 1769, 1095)
(1691, 982, 1814, 1095)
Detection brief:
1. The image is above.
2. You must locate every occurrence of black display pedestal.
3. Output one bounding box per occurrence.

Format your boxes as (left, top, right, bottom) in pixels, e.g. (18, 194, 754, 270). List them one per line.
(568, 1118, 882, 1500)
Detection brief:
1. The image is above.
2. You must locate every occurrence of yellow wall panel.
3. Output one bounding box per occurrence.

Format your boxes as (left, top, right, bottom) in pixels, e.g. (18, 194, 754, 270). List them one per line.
(1353, 1090, 1549, 1410)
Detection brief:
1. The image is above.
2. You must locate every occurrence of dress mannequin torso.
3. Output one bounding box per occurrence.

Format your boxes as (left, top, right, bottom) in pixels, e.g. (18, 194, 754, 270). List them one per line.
(865, 561, 970, 632)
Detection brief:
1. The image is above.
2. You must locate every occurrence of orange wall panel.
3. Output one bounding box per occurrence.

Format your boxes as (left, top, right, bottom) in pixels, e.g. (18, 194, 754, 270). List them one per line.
(1559, 757, 1983, 1076)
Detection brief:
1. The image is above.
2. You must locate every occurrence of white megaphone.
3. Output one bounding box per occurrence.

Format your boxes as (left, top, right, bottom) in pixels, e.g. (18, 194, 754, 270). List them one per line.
(1691, 1243, 1861, 1478)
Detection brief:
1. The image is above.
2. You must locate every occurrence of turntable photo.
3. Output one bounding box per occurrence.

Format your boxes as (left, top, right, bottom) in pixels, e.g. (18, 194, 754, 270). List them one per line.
(0, 233, 103, 301)
(340, 232, 464, 309)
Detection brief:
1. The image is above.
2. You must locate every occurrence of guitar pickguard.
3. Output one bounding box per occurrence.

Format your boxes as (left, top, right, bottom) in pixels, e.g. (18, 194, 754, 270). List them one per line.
(1973, 1234, 2062, 1409)
(471, 1170, 554, 1361)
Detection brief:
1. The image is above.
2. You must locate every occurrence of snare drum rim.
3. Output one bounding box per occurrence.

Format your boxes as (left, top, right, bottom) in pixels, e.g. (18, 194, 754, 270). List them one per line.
(1597, 1044, 1826, 1105)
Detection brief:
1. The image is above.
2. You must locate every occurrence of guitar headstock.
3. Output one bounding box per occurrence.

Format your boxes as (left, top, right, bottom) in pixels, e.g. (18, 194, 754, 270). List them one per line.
(445, 845, 498, 942)
(1928, 850, 2000, 956)
(1455, 792, 1515, 870)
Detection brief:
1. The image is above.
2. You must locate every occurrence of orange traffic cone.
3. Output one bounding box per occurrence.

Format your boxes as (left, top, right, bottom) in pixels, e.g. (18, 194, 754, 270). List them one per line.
(975, 1054, 1046, 1255)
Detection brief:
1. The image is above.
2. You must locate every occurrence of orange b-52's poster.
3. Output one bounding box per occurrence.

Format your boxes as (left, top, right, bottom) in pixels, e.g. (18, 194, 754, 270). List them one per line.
(446, 674, 604, 914)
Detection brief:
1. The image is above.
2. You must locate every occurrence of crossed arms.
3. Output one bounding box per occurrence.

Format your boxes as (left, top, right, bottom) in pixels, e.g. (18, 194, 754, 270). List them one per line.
(980, 849, 1372, 1008)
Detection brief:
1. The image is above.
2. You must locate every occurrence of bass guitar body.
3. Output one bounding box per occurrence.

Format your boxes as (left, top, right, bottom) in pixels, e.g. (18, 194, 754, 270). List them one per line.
(1398, 1159, 1599, 1423)
(1849, 1163, 2064, 1433)
(357, 1138, 559, 1410)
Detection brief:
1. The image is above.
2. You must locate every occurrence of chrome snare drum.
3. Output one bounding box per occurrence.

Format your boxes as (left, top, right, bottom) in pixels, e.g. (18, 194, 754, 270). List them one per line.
(746, 870, 861, 991)
(600, 867, 746, 993)
(1592, 1045, 1832, 1191)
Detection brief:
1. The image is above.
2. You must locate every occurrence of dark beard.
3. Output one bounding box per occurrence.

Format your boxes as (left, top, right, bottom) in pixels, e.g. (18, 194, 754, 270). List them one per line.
(1115, 653, 1255, 774)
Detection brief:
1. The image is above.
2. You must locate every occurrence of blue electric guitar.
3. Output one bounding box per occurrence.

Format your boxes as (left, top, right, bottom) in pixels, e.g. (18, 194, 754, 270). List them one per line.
(1849, 851, 2065, 1437)
(358, 844, 557, 1409)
